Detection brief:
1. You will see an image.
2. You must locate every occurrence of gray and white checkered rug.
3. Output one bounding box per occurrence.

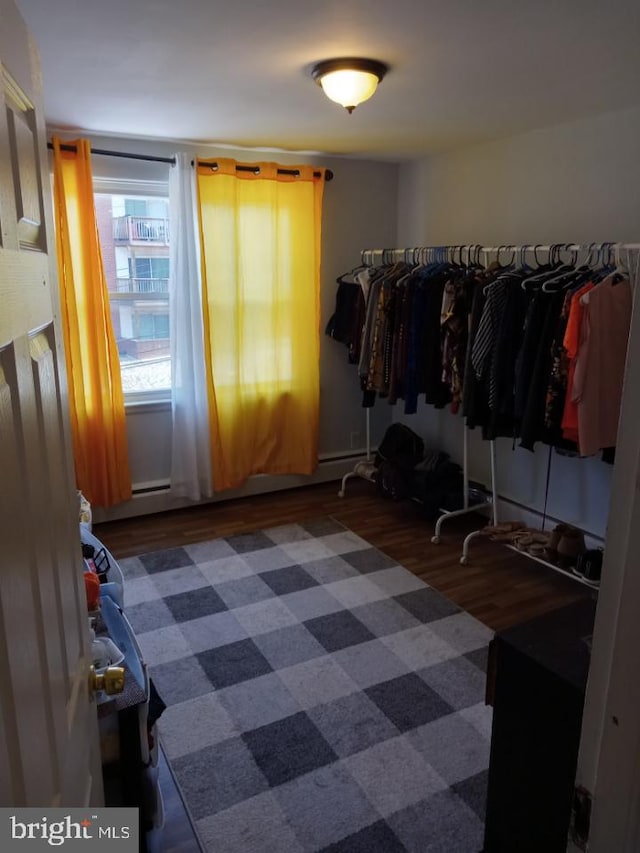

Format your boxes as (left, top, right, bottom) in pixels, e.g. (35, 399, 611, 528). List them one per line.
(120, 517, 493, 852)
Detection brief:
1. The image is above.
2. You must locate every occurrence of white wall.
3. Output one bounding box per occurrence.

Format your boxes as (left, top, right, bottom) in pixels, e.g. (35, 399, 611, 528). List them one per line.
(54, 133, 398, 517)
(395, 105, 640, 538)
(398, 105, 640, 247)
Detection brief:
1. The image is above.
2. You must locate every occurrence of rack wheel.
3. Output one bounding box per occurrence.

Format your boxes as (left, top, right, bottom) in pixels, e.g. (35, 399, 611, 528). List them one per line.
(460, 555, 469, 565)
(431, 535, 440, 545)
(338, 490, 345, 498)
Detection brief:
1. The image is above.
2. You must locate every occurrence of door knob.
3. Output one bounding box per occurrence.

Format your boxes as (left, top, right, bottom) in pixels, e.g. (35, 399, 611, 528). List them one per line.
(89, 664, 125, 696)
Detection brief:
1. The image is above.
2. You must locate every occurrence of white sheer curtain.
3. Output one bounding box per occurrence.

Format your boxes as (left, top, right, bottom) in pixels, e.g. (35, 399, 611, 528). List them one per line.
(169, 152, 213, 499)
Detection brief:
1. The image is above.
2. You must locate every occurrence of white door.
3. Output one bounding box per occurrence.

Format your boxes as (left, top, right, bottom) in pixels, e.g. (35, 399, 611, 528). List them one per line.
(0, 0, 102, 807)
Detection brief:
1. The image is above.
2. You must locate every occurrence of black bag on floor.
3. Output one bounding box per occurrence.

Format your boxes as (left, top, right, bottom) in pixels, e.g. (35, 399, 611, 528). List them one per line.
(375, 423, 424, 470)
(375, 424, 425, 501)
(410, 458, 463, 518)
(376, 459, 413, 500)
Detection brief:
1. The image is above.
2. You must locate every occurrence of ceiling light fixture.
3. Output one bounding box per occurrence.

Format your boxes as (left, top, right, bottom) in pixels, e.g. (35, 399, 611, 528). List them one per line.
(311, 58, 389, 114)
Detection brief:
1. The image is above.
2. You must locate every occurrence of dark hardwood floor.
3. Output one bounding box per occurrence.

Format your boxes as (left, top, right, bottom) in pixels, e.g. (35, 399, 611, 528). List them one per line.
(95, 478, 594, 850)
(96, 478, 592, 634)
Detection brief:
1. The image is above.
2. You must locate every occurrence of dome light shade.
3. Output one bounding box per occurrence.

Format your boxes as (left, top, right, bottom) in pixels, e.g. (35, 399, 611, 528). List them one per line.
(312, 58, 389, 113)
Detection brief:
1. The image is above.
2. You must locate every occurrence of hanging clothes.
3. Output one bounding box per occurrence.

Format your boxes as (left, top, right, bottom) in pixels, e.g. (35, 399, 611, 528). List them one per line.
(572, 274, 632, 456)
(440, 273, 475, 413)
(543, 287, 578, 448)
(462, 272, 493, 429)
(325, 274, 367, 364)
(326, 247, 634, 460)
(560, 281, 595, 444)
(519, 290, 567, 451)
(485, 274, 531, 440)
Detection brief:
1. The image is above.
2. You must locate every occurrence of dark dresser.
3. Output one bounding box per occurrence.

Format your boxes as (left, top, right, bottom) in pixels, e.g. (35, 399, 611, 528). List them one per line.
(483, 596, 597, 852)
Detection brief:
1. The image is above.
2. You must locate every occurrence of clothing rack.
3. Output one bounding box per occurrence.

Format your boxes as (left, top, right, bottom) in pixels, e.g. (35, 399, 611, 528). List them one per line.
(338, 245, 496, 531)
(338, 410, 497, 547)
(338, 241, 639, 586)
(338, 409, 376, 497)
(431, 436, 497, 555)
(361, 243, 640, 264)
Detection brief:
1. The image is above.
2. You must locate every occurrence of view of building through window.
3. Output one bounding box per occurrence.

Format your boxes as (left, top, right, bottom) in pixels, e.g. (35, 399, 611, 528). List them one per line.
(94, 193, 170, 395)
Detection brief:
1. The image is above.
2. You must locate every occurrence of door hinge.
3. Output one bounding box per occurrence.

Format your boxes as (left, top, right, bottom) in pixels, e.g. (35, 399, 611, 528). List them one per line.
(569, 785, 592, 850)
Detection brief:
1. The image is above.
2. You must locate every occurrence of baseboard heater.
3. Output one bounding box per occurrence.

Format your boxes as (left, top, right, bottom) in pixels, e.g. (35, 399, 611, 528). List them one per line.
(132, 480, 171, 497)
(129, 451, 370, 498)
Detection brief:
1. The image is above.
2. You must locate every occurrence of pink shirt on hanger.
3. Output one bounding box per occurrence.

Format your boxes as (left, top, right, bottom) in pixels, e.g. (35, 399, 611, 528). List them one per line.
(571, 275, 632, 457)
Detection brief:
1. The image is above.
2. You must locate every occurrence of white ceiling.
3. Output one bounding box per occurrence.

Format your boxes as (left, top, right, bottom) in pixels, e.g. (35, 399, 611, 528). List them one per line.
(15, 0, 640, 160)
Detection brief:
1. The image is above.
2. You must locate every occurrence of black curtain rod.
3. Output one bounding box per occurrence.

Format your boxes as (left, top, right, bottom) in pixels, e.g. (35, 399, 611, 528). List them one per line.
(194, 160, 332, 181)
(47, 141, 174, 164)
(46, 142, 333, 180)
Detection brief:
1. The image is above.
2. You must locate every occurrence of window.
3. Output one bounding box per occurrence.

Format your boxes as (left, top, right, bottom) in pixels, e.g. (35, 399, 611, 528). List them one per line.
(130, 256, 170, 282)
(124, 198, 147, 217)
(136, 313, 169, 340)
(94, 191, 170, 398)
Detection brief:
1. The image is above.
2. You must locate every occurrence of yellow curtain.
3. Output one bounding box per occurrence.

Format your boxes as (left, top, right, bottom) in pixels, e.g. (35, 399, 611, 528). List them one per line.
(197, 158, 325, 491)
(52, 137, 132, 507)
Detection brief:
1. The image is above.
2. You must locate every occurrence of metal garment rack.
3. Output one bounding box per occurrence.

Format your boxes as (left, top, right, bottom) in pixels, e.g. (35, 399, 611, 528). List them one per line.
(338, 242, 639, 584)
(431, 437, 497, 563)
(337, 245, 495, 531)
(338, 408, 376, 497)
(455, 242, 638, 578)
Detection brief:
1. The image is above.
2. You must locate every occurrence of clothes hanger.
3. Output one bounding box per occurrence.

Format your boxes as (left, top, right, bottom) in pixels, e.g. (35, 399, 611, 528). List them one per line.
(361, 248, 377, 268)
(442, 245, 454, 269)
(416, 247, 429, 268)
(503, 245, 516, 268)
(610, 243, 628, 284)
(540, 244, 581, 292)
(480, 245, 503, 291)
(529, 244, 545, 270)
(489, 245, 506, 272)
(471, 244, 486, 270)
(464, 244, 486, 274)
(570, 243, 603, 282)
(444, 245, 458, 270)
(532, 244, 544, 268)
(513, 244, 536, 274)
(457, 244, 471, 271)
(517, 245, 527, 270)
(588, 242, 615, 282)
(523, 243, 570, 291)
(493, 245, 517, 275)
(562, 243, 604, 289)
(482, 246, 515, 293)
(463, 245, 475, 271)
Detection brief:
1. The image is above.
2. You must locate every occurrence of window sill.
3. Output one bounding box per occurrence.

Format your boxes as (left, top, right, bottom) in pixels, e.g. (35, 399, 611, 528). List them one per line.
(124, 397, 171, 415)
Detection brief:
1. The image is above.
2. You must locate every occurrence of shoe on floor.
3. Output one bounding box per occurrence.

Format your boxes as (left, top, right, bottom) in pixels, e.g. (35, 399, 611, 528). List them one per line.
(548, 523, 570, 551)
(514, 532, 549, 552)
(482, 520, 526, 537)
(557, 527, 587, 570)
(574, 548, 604, 583)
